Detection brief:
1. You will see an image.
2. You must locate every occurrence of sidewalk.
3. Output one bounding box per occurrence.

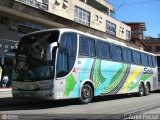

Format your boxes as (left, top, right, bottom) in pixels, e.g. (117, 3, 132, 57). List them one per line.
(0, 88, 12, 98)
(0, 87, 12, 92)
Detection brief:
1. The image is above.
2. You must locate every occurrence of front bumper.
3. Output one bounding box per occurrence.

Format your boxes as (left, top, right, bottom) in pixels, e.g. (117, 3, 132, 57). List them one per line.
(12, 89, 55, 100)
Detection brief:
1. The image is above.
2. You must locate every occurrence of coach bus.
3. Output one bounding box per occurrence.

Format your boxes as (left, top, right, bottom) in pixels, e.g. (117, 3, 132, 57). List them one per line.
(2, 28, 158, 104)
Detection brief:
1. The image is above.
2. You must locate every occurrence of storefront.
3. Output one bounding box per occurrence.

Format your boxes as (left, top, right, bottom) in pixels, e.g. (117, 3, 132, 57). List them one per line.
(0, 15, 46, 87)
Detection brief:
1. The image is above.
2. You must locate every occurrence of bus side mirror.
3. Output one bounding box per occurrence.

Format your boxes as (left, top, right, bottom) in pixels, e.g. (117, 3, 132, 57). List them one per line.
(47, 42, 59, 61)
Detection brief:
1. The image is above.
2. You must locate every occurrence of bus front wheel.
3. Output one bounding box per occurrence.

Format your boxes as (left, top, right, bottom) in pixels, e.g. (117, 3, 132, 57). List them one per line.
(79, 84, 93, 104)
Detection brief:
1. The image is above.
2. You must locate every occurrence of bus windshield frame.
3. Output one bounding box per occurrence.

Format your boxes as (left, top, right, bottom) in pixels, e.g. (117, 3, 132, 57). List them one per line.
(13, 30, 60, 82)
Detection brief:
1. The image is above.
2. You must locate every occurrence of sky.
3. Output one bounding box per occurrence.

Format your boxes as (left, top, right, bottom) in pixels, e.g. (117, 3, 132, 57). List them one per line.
(108, 0, 160, 38)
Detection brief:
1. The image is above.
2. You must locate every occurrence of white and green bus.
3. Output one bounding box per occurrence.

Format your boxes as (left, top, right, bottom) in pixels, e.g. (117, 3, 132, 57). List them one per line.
(6, 28, 158, 104)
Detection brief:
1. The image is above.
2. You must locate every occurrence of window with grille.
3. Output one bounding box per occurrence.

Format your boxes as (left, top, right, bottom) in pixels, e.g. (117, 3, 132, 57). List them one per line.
(74, 6, 90, 26)
(106, 20, 116, 36)
(126, 30, 131, 41)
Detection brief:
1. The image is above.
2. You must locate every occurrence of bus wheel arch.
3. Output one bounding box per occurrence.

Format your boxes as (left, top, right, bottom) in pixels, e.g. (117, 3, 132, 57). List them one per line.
(79, 80, 95, 104)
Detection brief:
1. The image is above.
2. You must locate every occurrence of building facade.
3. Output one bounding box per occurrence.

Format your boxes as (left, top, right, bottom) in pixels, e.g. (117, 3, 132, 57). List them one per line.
(14, 0, 131, 40)
(124, 22, 147, 50)
(143, 38, 160, 54)
(0, 0, 132, 42)
(124, 22, 146, 40)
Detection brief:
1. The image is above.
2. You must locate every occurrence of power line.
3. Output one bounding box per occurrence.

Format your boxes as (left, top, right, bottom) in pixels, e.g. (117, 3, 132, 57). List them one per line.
(115, 1, 125, 12)
(113, 1, 126, 19)
(112, 0, 160, 6)
(112, 0, 160, 17)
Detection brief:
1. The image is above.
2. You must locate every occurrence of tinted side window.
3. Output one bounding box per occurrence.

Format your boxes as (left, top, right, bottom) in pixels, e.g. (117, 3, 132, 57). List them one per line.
(141, 53, 148, 66)
(60, 33, 77, 70)
(60, 33, 77, 57)
(57, 33, 77, 77)
(132, 51, 141, 65)
(57, 50, 68, 77)
(122, 48, 132, 63)
(152, 56, 157, 67)
(79, 36, 95, 57)
(148, 55, 153, 67)
(111, 44, 122, 61)
(96, 41, 110, 59)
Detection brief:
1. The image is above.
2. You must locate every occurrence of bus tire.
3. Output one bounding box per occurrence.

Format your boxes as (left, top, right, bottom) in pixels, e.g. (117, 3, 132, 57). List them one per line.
(79, 84, 93, 104)
(138, 83, 145, 97)
(144, 83, 150, 96)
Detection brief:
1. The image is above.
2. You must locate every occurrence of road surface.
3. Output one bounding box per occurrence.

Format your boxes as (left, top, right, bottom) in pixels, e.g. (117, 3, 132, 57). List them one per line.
(0, 91, 160, 119)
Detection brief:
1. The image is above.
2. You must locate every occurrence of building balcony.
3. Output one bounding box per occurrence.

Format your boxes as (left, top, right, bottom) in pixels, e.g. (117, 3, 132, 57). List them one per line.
(86, 0, 114, 15)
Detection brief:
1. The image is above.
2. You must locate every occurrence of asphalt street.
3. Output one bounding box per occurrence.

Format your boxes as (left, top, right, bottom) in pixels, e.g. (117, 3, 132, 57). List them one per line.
(0, 91, 160, 120)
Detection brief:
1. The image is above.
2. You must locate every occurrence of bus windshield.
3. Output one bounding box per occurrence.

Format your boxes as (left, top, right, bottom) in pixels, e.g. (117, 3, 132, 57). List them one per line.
(13, 31, 59, 81)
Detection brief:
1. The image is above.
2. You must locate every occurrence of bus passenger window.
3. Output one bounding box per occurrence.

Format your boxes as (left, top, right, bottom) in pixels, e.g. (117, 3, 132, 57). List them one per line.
(110, 44, 122, 61)
(79, 36, 95, 57)
(96, 41, 110, 59)
(152, 56, 157, 67)
(148, 55, 153, 67)
(141, 53, 148, 66)
(132, 51, 141, 65)
(122, 48, 132, 63)
(56, 33, 77, 77)
(57, 49, 69, 77)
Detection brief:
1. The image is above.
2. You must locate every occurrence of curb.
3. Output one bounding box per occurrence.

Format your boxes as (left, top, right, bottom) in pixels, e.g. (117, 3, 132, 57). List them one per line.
(0, 88, 12, 92)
